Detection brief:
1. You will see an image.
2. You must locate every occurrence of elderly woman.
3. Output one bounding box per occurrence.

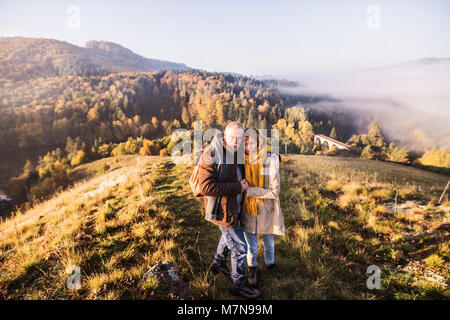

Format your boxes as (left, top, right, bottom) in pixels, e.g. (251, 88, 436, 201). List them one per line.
(240, 128, 286, 287)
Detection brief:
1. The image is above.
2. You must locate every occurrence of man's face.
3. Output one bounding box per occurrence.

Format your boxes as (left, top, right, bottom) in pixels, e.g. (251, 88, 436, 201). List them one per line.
(224, 126, 244, 152)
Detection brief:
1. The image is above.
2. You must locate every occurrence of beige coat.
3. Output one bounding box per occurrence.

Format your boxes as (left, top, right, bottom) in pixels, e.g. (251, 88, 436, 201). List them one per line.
(240, 154, 286, 236)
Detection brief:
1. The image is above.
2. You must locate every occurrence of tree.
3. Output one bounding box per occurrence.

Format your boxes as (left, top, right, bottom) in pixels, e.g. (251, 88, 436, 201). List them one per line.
(368, 121, 382, 137)
(181, 107, 190, 125)
(361, 145, 375, 160)
(269, 104, 282, 125)
(65, 137, 76, 155)
(285, 106, 307, 125)
(21, 159, 35, 179)
(123, 95, 129, 112)
(161, 120, 170, 136)
(139, 140, 151, 155)
(71, 150, 86, 166)
(415, 147, 450, 168)
(151, 117, 159, 130)
(368, 121, 386, 148)
(298, 120, 314, 154)
(247, 106, 257, 128)
(330, 127, 337, 139)
(386, 143, 409, 163)
(259, 117, 268, 129)
(87, 106, 100, 122)
(111, 143, 126, 157)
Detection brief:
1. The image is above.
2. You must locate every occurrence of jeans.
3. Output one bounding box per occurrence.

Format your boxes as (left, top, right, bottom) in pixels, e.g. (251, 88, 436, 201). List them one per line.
(243, 232, 275, 267)
(213, 225, 247, 285)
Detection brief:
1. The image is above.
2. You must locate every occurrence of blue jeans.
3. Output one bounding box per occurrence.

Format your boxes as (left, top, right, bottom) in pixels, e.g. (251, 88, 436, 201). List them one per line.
(213, 225, 247, 285)
(243, 232, 275, 267)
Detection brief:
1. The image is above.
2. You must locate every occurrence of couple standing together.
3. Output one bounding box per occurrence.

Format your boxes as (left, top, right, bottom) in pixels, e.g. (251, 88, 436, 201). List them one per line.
(196, 121, 285, 299)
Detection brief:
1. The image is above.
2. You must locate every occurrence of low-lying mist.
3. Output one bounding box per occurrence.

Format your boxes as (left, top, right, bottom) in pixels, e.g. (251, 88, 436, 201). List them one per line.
(279, 58, 450, 151)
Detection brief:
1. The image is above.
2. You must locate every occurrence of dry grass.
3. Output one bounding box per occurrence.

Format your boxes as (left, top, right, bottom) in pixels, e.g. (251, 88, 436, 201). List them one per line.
(0, 154, 448, 299)
(274, 155, 449, 299)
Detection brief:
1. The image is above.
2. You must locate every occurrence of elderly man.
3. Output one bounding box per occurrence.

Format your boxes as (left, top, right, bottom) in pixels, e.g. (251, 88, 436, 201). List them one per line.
(197, 121, 261, 299)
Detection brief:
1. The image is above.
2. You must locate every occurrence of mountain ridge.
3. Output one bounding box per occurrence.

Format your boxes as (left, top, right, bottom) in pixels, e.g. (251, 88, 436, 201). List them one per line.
(85, 40, 187, 73)
(0, 37, 188, 81)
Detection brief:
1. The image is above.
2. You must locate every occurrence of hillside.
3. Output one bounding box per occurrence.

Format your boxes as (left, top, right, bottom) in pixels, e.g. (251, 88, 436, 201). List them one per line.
(85, 40, 187, 73)
(2, 37, 448, 195)
(0, 68, 293, 151)
(0, 155, 448, 299)
(0, 37, 187, 81)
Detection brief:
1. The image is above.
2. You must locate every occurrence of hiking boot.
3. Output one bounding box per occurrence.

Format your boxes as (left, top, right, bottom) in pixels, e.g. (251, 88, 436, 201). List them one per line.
(209, 262, 231, 279)
(230, 282, 261, 300)
(247, 266, 258, 287)
(266, 264, 280, 281)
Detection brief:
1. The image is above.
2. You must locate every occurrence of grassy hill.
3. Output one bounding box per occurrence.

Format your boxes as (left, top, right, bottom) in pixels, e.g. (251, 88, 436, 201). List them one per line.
(0, 155, 448, 299)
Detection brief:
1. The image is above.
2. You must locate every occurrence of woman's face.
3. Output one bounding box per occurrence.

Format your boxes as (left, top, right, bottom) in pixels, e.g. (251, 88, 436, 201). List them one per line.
(245, 136, 258, 155)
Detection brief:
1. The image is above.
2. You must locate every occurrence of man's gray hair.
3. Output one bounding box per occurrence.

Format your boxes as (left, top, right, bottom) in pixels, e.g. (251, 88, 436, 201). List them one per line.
(224, 121, 244, 132)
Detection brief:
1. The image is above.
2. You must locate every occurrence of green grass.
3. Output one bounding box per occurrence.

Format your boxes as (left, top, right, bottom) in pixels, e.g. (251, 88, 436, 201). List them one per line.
(0, 154, 448, 299)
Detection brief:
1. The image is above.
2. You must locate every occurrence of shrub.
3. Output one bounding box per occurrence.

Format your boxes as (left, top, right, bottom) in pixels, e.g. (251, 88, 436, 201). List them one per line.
(159, 148, 169, 157)
(70, 150, 86, 166)
(97, 163, 110, 174)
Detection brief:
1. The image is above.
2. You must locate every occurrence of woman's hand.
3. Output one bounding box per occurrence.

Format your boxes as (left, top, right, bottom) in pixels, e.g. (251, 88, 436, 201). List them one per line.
(240, 179, 249, 192)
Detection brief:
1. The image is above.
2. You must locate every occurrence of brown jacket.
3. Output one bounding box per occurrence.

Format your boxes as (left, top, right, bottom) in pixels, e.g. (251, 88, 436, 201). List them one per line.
(197, 133, 244, 228)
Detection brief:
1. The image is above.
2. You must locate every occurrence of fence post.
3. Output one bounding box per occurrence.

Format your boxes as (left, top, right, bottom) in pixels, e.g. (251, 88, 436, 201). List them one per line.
(439, 180, 450, 204)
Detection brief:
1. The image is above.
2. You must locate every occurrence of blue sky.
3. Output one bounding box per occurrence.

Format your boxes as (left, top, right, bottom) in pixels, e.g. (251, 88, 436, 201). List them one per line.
(1, 0, 449, 76)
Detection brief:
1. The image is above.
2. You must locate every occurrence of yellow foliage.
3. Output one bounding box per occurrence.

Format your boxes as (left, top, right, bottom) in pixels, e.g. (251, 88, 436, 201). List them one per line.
(159, 148, 168, 157)
(70, 150, 86, 166)
(416, 148, 450, 168)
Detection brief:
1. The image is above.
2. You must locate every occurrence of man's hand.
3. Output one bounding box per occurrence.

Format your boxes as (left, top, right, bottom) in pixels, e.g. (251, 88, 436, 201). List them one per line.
(240, 179, 249, 192)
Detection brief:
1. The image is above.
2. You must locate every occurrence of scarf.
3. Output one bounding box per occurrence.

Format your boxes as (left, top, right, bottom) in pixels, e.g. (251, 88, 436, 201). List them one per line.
(243, 152, 264, 216)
